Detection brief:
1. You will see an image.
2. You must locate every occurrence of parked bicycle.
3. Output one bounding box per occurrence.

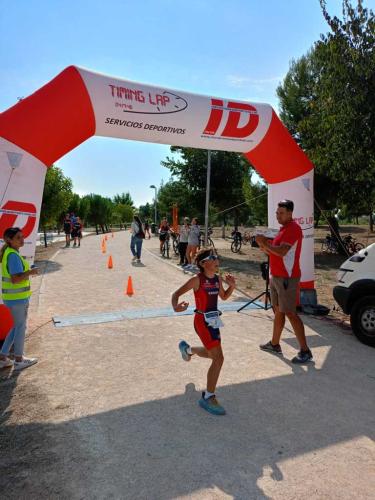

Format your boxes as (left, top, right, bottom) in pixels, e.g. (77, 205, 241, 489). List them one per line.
(161, 233, 170, 258)
(343, 234, 365, 255)
(199, 227, 216, 253)
(230, 229, 253, 253)
(321, 233, 365, 256)
(169, 230, 179, 255)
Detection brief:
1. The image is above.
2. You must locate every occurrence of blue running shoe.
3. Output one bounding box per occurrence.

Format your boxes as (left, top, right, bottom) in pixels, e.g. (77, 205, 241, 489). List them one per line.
(198, 392, 226, 416)
(178, 340, 191, 362)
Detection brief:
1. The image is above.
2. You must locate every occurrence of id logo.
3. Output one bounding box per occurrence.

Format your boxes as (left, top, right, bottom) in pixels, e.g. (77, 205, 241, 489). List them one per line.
(0, 201, 37, 239)
(202, 99, 259, 139)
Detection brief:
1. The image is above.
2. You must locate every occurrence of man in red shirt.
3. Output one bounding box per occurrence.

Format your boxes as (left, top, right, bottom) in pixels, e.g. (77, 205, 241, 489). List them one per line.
(256, 199, 312, 364)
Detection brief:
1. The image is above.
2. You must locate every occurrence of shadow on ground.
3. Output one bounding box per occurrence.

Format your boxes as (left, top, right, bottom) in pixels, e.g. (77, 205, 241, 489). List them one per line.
(1, 322, 374, 499)
(33, 260, 63, 275)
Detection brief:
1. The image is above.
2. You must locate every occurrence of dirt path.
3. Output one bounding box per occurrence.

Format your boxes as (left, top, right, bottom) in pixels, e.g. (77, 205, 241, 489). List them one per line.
(0, 231, 374, 499)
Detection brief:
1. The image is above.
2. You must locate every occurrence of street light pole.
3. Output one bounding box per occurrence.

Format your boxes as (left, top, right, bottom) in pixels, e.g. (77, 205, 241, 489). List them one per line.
(204, 150, 211, 246)
(149, 185, 157, 226)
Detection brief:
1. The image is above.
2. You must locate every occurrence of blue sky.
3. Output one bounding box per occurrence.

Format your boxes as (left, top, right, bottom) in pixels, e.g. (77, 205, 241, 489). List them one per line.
(1, 0, 373, 206)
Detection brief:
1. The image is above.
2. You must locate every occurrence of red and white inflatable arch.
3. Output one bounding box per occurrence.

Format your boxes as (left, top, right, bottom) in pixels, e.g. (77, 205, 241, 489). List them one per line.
(0, 66, 314, 288)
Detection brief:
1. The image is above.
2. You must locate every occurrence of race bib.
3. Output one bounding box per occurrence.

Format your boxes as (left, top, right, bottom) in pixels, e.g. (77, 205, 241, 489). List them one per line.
(203, 311, 224, 329)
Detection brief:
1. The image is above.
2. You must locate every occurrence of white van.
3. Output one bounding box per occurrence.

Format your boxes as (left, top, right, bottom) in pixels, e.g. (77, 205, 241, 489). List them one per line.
(333, 243, 375, 347)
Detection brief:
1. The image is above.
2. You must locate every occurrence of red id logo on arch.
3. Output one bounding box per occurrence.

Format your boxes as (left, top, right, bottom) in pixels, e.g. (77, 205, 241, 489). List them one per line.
(203, 99, 259, 139)
(0, 201, 37, 239)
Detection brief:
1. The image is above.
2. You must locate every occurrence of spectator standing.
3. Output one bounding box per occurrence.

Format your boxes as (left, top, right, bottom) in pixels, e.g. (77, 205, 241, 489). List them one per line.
(130, 215, 145, 264)
(144, 220, 151, 239)
(178, 217, 190, 266)
(71, 216, 83, 247)
(186, 217, 200, 267)
(256, 199, 312, 363)
(0, 227, 38, 370)
(63, 214, 72, 247)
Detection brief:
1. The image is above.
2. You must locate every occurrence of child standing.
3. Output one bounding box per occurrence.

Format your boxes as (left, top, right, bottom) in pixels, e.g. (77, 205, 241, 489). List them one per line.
(171, 248, 236, 415)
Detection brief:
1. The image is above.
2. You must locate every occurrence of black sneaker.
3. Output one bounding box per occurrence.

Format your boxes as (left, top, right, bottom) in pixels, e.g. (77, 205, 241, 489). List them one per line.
(292, 348, 313, 364)
(259, 341, 282, 354)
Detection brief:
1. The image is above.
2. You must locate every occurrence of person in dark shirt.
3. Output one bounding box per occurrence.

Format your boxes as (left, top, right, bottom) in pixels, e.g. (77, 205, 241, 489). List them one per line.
(71, 217, 83, 247)
(63, 214, 72, 247)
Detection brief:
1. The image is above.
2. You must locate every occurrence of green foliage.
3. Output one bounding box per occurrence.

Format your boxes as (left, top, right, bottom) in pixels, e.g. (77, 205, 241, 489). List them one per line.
(277, 1, 375, 229)
(242, 173, 268, 225)
(40, 165, 73, 229)
(161, 148, 253, 223)
(112, 203, 134, 224)
(138, 202, 153, 221)
(113, 192, 134, 207)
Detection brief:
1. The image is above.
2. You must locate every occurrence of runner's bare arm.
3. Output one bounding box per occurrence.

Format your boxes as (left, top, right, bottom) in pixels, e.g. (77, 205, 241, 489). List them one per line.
(171, 276, 200, 312)
(219, 275, 236, 300)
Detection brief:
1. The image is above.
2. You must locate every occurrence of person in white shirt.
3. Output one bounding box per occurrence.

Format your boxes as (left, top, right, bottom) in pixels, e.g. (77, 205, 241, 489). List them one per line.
(186, 217, 200, 266)
(178, 217, 190, 265)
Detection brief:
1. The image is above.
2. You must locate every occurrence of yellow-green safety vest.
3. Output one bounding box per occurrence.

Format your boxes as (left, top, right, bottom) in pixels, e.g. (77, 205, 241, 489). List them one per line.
(1, 247, 31, 301)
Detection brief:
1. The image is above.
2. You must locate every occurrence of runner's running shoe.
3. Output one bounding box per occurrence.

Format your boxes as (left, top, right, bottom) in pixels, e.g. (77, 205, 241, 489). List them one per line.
(199, 393, 226, 416)
(178, 340, 191, 361)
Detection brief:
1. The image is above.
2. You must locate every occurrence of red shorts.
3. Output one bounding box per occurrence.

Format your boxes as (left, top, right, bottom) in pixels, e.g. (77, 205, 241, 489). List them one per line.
(194, 314, 221, 351)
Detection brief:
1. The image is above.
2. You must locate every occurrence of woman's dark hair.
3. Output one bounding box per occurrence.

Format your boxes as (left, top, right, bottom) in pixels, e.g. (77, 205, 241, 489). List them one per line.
(195, 248, 213, 272)
(278, 199, 294, 212)
(134, 215, 143, 228)
(0, 227, 22, 262)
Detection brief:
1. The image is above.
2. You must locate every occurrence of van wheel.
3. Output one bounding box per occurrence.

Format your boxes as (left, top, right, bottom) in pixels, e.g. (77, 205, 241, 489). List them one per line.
(350, 296, 375, 347)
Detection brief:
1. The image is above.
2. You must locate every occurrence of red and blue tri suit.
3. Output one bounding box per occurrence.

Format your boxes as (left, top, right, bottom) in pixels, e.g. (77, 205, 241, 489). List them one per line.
(194, 272, 221, 350)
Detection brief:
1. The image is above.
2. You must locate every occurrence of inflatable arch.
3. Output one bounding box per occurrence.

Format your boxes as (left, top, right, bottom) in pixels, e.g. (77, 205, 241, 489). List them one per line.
(0, 66, 314, 288)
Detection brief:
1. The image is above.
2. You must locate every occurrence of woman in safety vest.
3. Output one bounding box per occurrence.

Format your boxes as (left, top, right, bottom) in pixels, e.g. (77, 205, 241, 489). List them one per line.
(0, 227, 38, 370)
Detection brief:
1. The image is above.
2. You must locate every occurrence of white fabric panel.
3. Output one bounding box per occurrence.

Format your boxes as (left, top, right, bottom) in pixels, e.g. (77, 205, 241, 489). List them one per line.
(0, 138, 47, 267)
(77, 67, 273, 153)
(267, 169, 314, 285)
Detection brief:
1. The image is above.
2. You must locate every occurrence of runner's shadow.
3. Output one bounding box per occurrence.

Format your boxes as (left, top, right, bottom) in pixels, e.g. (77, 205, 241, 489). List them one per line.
(1, 331, 374, 500)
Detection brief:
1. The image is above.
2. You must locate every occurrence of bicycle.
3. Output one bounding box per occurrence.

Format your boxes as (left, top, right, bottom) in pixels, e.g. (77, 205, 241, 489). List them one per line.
(231, 232, 242, 253)
(321, 234, 339, 254)
(199, 227, 215, 249)
(161, 234, 170, 258)
(342, 234, 365, 255)
(170, 231, 179, 255)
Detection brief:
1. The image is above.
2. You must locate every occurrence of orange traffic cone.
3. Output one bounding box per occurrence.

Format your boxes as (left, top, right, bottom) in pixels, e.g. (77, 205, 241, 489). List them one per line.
(102, 242, 107, 254)
(126, 276, 134, 296)
(107, 255, 113, 269)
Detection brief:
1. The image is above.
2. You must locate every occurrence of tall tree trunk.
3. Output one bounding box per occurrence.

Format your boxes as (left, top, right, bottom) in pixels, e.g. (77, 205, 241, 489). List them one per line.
(95, 224, 99, 235)
(370, 212, 374, 233)
(43, 227, 47, 248)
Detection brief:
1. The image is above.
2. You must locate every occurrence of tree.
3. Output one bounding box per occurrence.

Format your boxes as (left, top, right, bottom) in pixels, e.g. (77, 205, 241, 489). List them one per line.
(242, 173, 268, 225)
(161, 148, 251, 224)
(157, 180, 195, 221)
(112, 203, 134, 227)
(138, 202, 153, 221)
(276, 1, 375, 229)
(113, 192, 134, 207)
(40, 165, 73, 246)
(86, 194, 114, 233)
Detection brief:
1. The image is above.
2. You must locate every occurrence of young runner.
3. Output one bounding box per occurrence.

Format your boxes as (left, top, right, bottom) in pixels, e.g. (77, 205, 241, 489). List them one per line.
(171, 248, 236, 415)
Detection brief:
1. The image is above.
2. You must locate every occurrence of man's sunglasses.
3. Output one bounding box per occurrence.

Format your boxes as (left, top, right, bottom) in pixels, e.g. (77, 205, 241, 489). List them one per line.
(200, 254, 218, 263)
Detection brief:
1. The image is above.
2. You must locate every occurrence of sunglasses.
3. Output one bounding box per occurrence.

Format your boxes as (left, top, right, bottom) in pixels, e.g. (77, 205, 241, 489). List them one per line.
(200, 254, 218, 263)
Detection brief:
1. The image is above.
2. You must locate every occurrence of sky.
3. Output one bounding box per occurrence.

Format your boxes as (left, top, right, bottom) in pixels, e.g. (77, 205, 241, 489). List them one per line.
(1, 0, 374, 207)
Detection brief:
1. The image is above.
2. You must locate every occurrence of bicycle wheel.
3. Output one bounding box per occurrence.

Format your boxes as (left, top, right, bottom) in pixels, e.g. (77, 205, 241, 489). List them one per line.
(353, 242, 365, 253)
(173, 237, 179, 255)
(231, 239, 241, 253)
(166, 240, 170, 258)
